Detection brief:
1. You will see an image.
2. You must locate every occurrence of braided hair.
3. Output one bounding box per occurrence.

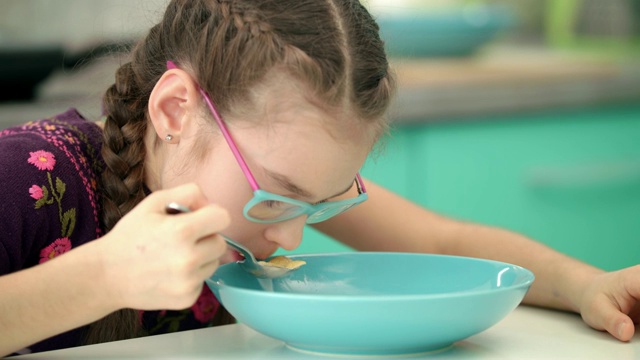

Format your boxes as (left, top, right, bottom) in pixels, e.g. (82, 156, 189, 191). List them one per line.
(86, 0, 395, 344)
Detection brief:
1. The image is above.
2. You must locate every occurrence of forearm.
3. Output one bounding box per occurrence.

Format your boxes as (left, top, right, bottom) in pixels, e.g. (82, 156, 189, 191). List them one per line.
(317, 180, 604, 313)
(441, 222, 604, 312)
(0, 241, 114, 356)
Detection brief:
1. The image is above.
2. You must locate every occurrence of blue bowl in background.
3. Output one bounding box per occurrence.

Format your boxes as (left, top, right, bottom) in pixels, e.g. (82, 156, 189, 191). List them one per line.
(374, 5, 516, 57)
(206, 252, 534, 356)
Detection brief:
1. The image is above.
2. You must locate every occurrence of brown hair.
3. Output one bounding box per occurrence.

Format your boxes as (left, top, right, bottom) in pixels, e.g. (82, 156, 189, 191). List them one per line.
(86, 0, 395, 345)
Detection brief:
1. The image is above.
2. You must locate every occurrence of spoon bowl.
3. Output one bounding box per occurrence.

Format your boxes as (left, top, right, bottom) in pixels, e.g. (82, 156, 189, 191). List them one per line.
(165, 202, 298, 278)
(220, 235, 297, 278)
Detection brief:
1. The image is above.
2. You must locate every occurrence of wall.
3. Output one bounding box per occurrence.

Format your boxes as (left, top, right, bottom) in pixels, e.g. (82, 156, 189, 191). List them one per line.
(0, 0, 168, 50)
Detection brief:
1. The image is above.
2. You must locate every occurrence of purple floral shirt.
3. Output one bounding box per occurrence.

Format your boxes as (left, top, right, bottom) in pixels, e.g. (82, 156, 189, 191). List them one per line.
(0, 109, 224, 355)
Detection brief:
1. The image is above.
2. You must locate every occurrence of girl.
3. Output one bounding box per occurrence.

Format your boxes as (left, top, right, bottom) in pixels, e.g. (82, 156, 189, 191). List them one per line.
(0, 0, 638, 356)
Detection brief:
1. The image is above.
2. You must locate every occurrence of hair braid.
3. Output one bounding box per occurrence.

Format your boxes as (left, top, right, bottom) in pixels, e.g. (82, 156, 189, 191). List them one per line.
(83, 60, 151, 344)
(100, 62, 149, 232)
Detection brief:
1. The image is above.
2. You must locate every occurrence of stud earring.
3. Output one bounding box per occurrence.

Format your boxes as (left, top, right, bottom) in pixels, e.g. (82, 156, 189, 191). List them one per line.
(165, 134, 173, 142)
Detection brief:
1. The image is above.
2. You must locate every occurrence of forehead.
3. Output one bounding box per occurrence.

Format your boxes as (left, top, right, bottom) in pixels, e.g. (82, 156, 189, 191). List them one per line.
(233, 70, 378, 146)
(231, 91, 373, 169)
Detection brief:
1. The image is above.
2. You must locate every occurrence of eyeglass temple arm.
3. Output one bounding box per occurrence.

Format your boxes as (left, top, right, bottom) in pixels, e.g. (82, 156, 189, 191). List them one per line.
(198, 87, 261, 191)
(355, 173, 367, 194)
(166, 61, 261, 191)
(167, 61, 366, 195)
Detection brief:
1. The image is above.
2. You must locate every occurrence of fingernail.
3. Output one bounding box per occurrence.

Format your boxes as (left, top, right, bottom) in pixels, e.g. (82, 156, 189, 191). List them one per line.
(617, 322, 626, 339)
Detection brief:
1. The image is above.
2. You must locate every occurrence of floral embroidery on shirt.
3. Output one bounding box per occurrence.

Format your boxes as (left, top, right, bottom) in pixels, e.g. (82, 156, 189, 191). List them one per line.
(27, 150, 56, 171)
(140, 286, 220, 335)
(28, 150, 77, 254)
(29, 185, 44, 200)
(192, 286, 219, 323)
(39, 237, 72, 263)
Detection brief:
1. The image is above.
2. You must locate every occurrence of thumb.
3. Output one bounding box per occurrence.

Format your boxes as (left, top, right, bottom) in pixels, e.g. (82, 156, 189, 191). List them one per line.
(598, 307, 635, 342)
(616, 317, 636, 342)
(582, 268, 640, 342)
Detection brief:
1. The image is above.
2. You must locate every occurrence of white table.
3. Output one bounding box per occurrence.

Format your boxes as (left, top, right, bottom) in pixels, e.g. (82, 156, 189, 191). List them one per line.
(16, 306, 638, 359)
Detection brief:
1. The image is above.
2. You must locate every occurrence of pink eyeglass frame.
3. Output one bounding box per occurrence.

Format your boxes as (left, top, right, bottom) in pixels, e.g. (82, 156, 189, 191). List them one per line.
(166, 60, 367, 223)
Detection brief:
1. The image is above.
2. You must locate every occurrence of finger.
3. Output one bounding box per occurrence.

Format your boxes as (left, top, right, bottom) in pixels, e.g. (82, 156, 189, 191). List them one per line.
(170, 205, 231, 242)
(611, 315, 635, 342)
(194, 234, 228, 262)
(192, 236, 227, 279)
(583, 270, 639, 341)
(143, 183, 210, 213)
(582, 299, 634, 341)
(610, 266, 640, 341)
(617, 318, 636, 341)
(197, 258, 222, 280)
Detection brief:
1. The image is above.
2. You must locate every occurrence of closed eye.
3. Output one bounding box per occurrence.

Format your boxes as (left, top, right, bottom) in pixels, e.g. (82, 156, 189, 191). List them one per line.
(264, 200, 291, 209)
(263, 168, 356, 204)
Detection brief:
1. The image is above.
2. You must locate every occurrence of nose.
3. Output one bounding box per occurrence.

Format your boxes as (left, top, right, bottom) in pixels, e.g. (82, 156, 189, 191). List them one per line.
(263, 215, 307, 251)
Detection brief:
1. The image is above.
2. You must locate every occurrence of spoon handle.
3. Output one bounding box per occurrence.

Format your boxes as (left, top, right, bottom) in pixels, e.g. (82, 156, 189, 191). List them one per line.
(165, 202, 191, 215)
(163, 202, 293, 278)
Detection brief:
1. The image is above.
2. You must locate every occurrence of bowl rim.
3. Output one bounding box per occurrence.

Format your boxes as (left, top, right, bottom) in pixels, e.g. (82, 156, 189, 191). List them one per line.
(209, 252, 535, 301)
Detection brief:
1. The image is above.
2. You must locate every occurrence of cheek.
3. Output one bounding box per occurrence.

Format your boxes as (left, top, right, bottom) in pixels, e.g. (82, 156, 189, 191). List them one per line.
(192, 156, 262, 238)
(200, 170, 246, 215)
(155, 141, 271, 243)
(206, 180, 266, 247)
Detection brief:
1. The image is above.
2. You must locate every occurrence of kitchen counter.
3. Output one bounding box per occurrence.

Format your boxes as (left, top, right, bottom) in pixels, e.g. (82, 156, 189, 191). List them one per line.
(15, 306, 639, 359)
(1, 46, 639, 130)
(390, 47, 640, 123)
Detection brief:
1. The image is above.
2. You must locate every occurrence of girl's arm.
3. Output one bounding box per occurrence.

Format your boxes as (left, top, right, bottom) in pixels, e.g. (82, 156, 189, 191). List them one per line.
(0, 241, 114, 356)
(314, 179, 638, 341)
(0, 184, 229, 356)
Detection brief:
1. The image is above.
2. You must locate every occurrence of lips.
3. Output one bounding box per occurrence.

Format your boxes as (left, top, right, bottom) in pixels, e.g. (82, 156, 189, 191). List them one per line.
(220, 248, 244, 265)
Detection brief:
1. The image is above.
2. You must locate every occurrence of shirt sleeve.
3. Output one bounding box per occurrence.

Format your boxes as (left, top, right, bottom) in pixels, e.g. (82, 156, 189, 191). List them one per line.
(0, 130, 59, 275)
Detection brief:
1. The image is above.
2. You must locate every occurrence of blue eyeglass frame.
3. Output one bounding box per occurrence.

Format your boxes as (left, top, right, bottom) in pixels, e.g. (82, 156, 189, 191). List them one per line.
(166, 61, 368, 224)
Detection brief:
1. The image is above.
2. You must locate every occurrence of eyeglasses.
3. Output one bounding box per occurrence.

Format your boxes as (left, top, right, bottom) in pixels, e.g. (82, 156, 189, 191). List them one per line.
(166, 61, 368, 224)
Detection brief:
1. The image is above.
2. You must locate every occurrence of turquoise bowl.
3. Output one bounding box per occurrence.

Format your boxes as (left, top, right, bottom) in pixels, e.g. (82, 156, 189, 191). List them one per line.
(206, 252, 534, 356)
(374, 5, 516, 57)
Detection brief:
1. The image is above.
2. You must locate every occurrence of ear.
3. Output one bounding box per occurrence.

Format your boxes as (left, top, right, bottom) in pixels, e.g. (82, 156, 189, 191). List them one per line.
(148, 68, 200, 143)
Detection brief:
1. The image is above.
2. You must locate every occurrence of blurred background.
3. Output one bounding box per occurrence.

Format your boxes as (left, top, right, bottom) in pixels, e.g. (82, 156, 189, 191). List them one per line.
(1, 0, 639, 271)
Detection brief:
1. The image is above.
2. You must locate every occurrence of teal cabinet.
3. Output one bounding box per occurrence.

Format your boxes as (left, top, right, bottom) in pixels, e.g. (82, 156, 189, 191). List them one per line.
(411, 104, 640, 271)
(282, 104, 640, 271)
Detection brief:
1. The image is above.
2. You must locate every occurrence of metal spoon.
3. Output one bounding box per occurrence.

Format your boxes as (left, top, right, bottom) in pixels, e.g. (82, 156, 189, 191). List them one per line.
(164, 202, 299, 278)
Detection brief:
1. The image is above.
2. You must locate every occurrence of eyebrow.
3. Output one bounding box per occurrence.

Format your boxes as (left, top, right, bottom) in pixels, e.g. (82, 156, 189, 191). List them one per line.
(263, 168, 354, 203)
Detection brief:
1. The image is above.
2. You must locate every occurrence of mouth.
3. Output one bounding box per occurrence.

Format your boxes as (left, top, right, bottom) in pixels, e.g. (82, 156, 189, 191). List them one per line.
(220, 248, 244, 265)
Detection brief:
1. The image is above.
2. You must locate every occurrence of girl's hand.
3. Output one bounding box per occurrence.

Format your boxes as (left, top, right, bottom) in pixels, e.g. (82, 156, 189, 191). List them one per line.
(579, 265, 640, 341)
(95, 183, 229, 311)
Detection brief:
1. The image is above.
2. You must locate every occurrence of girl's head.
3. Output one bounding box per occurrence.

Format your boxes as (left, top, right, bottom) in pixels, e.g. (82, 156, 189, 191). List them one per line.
(94, 0, 394, 343)
(101, 0, 394, 230)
